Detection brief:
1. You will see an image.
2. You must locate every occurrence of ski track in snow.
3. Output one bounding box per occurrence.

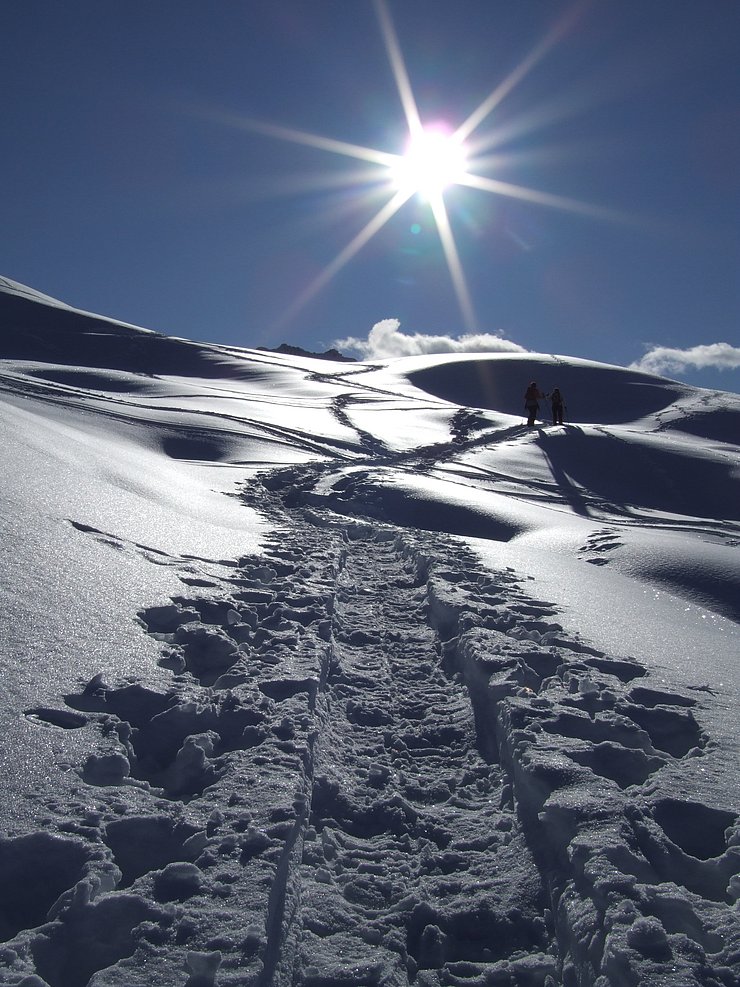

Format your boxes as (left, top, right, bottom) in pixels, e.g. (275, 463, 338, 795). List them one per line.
(1, 286, 739, 986)
(2, 464, 739, 987)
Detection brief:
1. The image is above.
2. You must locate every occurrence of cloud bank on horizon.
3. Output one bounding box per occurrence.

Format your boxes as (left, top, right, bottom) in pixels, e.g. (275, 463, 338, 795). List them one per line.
(631, 342, 740, 377)
(335, 319, 527, 360)
(338, 321, 740, 385)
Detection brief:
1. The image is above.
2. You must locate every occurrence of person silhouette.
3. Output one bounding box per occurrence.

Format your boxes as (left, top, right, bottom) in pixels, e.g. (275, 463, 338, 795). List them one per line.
(550, 387, 565, 425)
(524, 381, 545, 427)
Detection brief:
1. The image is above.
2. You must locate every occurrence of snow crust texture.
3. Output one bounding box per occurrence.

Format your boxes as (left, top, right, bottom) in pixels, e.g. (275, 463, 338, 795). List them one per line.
(1, 282, 739, 986)
(1, 476, 737, 987)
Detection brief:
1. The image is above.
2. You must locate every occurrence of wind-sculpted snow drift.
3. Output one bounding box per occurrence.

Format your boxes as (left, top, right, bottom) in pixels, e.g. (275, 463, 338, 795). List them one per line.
(0, 279, 739, 986)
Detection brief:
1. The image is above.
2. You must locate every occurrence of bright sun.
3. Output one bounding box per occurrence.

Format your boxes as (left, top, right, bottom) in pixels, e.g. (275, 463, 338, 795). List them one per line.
(391, 127, 469, 199)
(227, 0, 620, 331)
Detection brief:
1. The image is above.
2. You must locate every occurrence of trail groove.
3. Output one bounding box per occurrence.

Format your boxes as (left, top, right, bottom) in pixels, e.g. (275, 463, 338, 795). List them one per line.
(286, 529, 552, 986)
(4, 469, 737, 987)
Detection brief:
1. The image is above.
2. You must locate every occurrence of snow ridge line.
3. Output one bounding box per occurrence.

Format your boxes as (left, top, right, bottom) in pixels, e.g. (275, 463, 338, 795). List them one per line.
(257, 539, 351, 987)
(258, 805, 308, 987)
(409, 539, 740, 986)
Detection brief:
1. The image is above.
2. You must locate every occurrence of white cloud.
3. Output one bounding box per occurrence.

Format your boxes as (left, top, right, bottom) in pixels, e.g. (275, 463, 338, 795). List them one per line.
(630, 342, 740, 376)
(335, 319, 527, 359)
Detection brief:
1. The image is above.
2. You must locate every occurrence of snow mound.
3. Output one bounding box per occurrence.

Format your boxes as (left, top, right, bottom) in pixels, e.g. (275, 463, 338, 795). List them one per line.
(407, 352, 689, 424)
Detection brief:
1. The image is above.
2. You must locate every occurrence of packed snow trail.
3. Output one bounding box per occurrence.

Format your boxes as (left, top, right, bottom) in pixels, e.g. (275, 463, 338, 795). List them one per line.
(0, 465, 740, 987)
(287, 531, 552, 986)
(1, 469, 738, 986)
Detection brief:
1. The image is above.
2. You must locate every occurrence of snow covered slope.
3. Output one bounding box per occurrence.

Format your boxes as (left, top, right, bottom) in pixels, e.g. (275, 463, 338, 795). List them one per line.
(1, 279, 739, 987)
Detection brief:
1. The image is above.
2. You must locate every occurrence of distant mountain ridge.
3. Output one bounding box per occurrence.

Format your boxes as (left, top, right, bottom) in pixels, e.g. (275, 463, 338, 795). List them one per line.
(258, 342, 356, 362)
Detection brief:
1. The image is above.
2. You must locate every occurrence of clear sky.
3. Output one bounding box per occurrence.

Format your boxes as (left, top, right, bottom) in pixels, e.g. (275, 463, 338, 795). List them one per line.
(1, 1, 738, 392)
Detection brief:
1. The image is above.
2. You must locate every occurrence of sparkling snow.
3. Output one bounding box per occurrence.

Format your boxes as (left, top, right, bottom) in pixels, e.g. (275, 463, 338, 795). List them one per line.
(1, 280, 738, 986)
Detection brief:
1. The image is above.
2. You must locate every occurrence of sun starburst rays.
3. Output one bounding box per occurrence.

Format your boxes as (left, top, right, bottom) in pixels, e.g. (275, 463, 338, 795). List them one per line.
(373, 0, 423, 139)
(214, 0, 631, 332)
(275, 188, 414, 331)
(428, 192, 477, 330)
(236, 116, 399, 170)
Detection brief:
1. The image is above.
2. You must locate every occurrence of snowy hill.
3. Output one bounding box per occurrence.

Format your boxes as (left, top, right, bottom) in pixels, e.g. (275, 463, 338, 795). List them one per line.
(0, 278, 739, 987)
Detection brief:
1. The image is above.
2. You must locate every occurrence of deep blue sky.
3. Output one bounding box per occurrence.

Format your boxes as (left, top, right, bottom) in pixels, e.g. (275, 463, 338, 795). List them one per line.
(1, 1, 738, 391)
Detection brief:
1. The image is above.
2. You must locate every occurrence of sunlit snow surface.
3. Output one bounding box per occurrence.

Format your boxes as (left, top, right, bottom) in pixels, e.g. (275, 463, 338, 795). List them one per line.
(1, 279, 739, 986)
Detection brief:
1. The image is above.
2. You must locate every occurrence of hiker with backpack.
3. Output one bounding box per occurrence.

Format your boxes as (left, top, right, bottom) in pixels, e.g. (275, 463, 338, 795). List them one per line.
(524, 381, 546, 427)
(550, 387, 565, 425)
